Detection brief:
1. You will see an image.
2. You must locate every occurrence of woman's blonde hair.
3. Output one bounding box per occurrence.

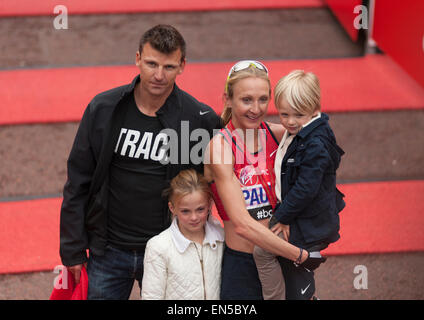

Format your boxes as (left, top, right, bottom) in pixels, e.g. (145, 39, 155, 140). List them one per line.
(221, 66, 271, 126)
(163, 169, 212, 205)
(274, 70, 321, 115)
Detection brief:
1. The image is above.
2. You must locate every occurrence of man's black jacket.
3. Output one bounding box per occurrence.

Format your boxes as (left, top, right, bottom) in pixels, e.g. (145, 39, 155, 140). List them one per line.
(60, 75, 222, 266)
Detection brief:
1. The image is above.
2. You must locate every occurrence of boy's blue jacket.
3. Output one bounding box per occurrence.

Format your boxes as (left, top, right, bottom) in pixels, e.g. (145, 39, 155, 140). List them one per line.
(273, 113, 345, 249)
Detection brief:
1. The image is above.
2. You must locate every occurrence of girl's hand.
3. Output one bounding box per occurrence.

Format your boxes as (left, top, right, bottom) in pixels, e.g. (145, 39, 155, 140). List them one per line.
(271, 223, 290, 241)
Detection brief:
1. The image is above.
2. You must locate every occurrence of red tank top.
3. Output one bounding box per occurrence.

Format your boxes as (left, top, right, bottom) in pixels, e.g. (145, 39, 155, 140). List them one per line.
(210, 120, 279, 221)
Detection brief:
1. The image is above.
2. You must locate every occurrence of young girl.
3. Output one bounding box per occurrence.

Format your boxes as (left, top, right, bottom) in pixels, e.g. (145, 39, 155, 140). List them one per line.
(141, 169, 224, 300)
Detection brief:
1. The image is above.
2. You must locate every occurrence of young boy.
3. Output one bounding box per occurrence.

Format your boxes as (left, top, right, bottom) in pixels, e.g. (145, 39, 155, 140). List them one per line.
(253, 70, 345, 300)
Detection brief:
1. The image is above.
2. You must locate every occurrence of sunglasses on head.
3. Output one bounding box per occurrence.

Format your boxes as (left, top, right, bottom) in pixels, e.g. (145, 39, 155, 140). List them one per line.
(225, 60, 269, 93)
(227, 60, 269, 79)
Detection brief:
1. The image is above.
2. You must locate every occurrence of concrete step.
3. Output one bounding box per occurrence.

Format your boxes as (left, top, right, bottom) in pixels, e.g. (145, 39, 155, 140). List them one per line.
(0, 8, 363, 70)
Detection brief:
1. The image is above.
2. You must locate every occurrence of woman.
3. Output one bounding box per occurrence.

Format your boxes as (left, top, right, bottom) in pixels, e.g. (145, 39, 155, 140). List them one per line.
(204, 60, 321, 299)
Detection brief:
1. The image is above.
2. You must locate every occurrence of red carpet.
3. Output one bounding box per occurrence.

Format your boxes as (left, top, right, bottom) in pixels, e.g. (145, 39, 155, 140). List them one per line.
(323, 180, 424, 256)
(0, 198, 61, 274)
(0, 0, 324, 17)
(0, 180, 423, 274)
(1, 54, 423, 126)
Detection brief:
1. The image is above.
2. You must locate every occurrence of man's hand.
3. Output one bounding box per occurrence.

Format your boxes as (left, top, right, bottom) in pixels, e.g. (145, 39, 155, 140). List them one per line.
(67, 263, 87, 284)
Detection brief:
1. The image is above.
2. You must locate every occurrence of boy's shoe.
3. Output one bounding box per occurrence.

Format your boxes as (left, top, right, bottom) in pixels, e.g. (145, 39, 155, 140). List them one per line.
(298, 251, 327, 271)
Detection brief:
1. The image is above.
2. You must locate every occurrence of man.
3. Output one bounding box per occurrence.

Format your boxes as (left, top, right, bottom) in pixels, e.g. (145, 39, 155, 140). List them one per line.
(59, 24, 222, 299)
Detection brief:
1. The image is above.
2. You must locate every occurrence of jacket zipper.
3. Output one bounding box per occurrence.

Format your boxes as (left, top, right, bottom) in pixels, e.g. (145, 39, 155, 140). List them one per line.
(194, 243, 206, 299)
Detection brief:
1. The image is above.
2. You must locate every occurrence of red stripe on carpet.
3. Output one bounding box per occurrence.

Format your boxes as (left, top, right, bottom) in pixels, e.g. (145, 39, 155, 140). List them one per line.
(0, 198, 62, 274)
(0, 180, 423, 274)
(0, 0, 324, 17)
(323, 180, 424, 256)
(1, 55, 423, 125)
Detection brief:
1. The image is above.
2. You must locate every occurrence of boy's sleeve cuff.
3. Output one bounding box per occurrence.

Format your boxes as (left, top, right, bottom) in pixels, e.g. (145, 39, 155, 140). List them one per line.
(273, 205, 292, 225)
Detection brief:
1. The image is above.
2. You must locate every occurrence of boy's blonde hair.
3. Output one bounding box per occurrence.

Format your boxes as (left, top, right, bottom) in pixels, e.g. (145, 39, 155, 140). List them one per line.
(163, 169, 212, 205)
(221, 67, 270, 126)
(274, 70, 321, 115)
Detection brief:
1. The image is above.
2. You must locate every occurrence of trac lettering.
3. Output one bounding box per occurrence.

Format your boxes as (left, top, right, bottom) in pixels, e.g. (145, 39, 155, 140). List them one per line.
(115, 128, 168, 162)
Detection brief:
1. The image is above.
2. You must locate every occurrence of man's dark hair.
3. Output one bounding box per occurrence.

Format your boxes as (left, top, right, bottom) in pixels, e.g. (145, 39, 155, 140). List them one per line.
(139, 24, 186, 62)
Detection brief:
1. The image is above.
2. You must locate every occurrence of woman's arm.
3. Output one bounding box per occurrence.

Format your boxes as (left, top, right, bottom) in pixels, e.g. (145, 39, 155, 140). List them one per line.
(141, 241, 167, 300)
(205, 135, 306, 262)
(267, 121, 285, 142)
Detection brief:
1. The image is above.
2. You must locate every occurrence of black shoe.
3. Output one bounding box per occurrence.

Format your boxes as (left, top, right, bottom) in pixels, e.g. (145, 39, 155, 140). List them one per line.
(299, 251, 327, 271)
